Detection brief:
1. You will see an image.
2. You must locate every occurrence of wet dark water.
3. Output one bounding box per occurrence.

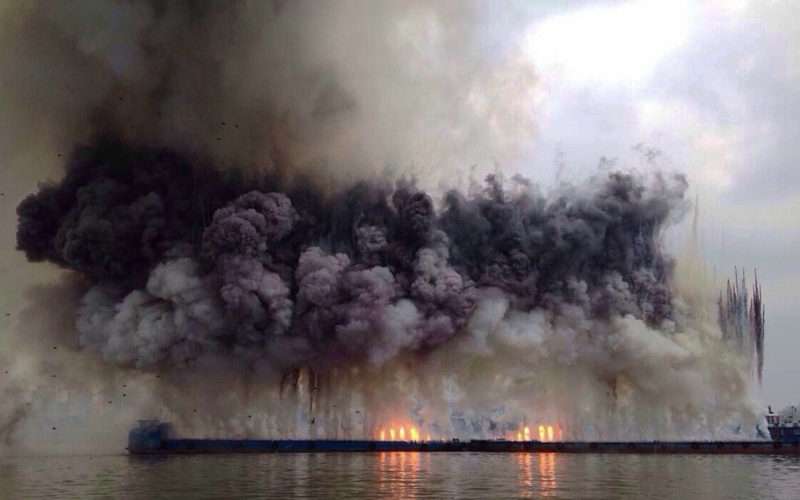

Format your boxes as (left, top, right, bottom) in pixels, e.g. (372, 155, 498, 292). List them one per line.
(1, 452, 799, 499)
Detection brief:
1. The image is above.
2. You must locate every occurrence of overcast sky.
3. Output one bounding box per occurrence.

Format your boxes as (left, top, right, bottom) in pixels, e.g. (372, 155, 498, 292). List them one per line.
(507, 0, 800, 407)
(0, 0, 797, 409)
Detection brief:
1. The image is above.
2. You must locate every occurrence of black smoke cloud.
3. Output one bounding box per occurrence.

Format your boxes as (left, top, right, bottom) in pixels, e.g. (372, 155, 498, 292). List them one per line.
(17, 141, 688, 372)
(16, 142, 242, 286)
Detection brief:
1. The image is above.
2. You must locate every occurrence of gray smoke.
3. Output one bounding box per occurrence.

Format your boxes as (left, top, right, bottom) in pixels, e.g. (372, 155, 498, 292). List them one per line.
(18, 140, 688, 374)
(0, 1, 539, 186)
(3, 0, 767, 443)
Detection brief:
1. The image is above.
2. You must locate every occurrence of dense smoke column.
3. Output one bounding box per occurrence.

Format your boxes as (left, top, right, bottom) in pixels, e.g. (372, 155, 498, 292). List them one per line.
(16, 142, 689, 372)
(718, 269, 766, 383)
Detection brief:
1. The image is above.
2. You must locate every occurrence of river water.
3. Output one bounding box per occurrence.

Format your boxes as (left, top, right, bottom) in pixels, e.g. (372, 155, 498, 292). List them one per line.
(1, 452, 799, 499)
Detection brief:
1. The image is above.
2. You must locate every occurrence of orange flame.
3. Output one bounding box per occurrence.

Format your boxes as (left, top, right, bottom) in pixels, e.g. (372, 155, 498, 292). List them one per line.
(379, 419, 558, 443)
(379, 420, 428, 441)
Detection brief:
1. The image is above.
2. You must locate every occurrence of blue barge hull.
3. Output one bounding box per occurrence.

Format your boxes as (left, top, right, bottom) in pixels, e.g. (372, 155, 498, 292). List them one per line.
(129, 421, 800, 455)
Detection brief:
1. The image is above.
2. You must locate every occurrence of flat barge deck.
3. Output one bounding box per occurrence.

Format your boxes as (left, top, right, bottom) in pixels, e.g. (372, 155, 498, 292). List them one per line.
(129, 421, 800, 455)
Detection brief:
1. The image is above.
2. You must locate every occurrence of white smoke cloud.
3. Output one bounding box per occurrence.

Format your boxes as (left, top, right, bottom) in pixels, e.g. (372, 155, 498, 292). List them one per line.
(77, 257, 226, 367)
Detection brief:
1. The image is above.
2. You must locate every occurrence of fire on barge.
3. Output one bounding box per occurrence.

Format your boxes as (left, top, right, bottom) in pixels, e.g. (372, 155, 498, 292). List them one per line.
(129, 411, 800, 455)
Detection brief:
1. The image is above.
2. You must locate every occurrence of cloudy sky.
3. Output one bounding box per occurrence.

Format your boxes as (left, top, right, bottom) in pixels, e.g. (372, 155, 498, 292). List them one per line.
(509, 0, 800, 407)
(0, 0, 797, 408)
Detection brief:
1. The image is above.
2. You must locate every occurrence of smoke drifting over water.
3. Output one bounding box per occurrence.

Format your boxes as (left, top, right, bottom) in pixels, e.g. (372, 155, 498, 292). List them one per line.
(2, 1, 765, 446)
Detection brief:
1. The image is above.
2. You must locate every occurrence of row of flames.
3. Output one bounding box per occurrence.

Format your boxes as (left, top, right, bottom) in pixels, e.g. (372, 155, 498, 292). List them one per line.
(376, 423, 562, 442)
(378, 426, 428, 442)
(515, 425, 562, 442)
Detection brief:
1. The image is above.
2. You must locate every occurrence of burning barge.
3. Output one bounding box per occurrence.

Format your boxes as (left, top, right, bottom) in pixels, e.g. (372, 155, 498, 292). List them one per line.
(128, 418, 800, 455)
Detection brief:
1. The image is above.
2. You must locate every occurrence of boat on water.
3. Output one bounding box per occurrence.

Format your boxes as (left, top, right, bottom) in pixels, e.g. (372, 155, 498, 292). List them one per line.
(128, 414, 800, 455)
(766, 405, 800, 443)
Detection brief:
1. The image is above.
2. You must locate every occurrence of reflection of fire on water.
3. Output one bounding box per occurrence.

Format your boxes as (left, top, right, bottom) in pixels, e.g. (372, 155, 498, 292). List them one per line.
(517, 453, 558, 498)
(537, 453, 557, 496)
(518, 453, 533, 494)
(378, 452, 421, 498)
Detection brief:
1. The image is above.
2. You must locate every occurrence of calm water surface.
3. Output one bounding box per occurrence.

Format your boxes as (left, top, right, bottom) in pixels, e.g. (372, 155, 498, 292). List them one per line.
(1, 452, 799, 499)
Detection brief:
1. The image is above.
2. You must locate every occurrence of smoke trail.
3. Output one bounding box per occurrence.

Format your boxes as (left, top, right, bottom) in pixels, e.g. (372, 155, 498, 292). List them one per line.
(718, 269, 766, 384)
(0, 406, 28, 447)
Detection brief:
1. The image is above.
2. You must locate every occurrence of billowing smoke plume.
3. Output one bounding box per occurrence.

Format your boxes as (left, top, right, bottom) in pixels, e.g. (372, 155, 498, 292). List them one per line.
(3, 1, 767, 444)
(17, 142, 689, 373)
(15, 141, 768, 441)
